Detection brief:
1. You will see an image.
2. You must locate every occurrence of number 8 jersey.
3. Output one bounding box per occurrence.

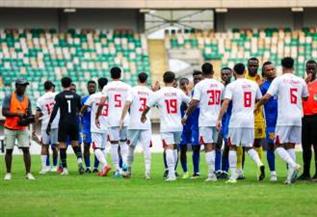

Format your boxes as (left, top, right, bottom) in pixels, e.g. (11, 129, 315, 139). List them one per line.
(267, 73, 308, 126)
(224, 78, 262, 128)
(147, 86, 190, 133)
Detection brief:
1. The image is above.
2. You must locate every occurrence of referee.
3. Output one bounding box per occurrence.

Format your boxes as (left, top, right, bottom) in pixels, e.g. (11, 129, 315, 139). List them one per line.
(299, 60, 317, 181)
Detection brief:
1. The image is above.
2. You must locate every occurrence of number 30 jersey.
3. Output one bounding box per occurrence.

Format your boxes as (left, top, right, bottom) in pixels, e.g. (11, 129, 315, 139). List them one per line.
(36, 91, 60, 130)
(224, 78, 262, 128)
(267, 73, 308, 126)
(102, 80, 132, 127)
(126, 85, 153, 130)
(148, 87, 190, 133)
(193, 78, 224, 127)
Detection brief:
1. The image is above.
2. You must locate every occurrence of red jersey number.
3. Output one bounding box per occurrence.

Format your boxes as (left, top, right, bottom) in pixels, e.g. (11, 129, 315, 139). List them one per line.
(244, 92, 252, 108)
(139, 97, 147, 112)
(165, 99, 177, 114)
(114, 94, 122, 107)
(207, 90, 221, 105)
(290, 88, 298, 104)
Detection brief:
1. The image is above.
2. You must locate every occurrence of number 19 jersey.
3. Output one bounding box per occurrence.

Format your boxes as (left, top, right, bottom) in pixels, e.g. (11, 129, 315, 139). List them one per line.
(193, 78, 224, 127)
(102, 80, 132, 127)
(224, 78, 262, 128)
(147, 87, 190, 133)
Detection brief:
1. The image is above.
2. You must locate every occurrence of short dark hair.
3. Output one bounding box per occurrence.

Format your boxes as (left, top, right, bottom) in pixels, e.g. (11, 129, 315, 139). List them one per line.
(61, 77, 72, 88)
(201, 63, 213, 75)
(87, 80, 96, 86)
(306, 59, 317, 66)
(179, 77, 189, 85)
(233, 63, 245, 75)
(163, 71, 175, 83)
(221, 67, 232, 73)
(281, 57, 294, 69)
(110, 67, 121, 79)
(248, 57, 259, 63)
(262, 61, 272, 74)
(193, 70, 202, 76)
(138, 72, 148, 83)
(98, 77, 108, 90)
(44, 80, 54, 91)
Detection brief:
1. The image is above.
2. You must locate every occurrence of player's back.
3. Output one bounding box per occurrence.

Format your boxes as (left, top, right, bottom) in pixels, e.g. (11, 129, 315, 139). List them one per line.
(102, 80, 131, 127)
(129, 85, 152, 130)
(81, 95, 92, 132)
(150, 86, 189, 132)
(226, 78, 261, 128)
(88, 92, 108, 133)
(55, 90, 81, 124)
(194, 78, 224, 126)
(268, 73, 308, 126)
(37, 91, 59, 129)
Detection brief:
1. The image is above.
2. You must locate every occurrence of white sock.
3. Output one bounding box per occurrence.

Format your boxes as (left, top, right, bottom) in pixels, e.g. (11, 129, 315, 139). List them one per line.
(287, 148, 296, 162)
(111, 144, 120, 170)
(275, 147, 297, 168)
(127, 146, 135, 167)
(173, 149, 178, 165)
(41, 155, 47, 169)
(166, 149, 175, 178)
(143, 144, 151, 174)
(247, 149, 263, 167)
(229, 150, 237, 179)
(119, 141, 128, 164)
(77, 158, 83, 164)
(95, 149, 107, 168)
(205, 151, 215, 176)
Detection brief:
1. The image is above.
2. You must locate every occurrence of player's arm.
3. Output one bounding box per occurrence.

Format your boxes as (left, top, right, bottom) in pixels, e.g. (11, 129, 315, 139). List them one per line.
(182, 99, 199, 125)
(120, 100, 131, 129)
(255, 93, 272, 112)
(95, 96, 106, 128)
(141, 106, 150, 123)
(216, 99, 230, 131)
(80, 105, 88, 115)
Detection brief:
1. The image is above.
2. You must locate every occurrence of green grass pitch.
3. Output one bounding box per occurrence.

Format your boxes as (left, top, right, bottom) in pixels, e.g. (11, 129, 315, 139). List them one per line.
(1, 152, 317, 217)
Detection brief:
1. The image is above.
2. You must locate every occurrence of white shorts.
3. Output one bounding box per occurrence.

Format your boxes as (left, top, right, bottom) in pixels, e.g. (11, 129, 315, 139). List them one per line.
(161, 132, 182, 147)
(41, 128, 58, 145)
(108, 127, 127, 142)
(275, 126, 301, 144)
(228, 128, 254, 147)
(199, 127, 218, 144)
(128, 129, 152, 147)
(91, 132, 108, 150)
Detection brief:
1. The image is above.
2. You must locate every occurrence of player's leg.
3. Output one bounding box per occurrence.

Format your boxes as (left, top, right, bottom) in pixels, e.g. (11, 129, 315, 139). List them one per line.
(221, 138, 229, 179)
(58, 141, 68, 175)
(50, 143, 58, 172)
(162, 133, 177, 181)
(179, 130, 189, 178)
(265, 127, 277, 181)
(236, 146, 244, 179)
(191, 128, 200, 178)
(312, 143, 317, 180)
(119, 127, 129, 170)
(200, 127, 217, 182)
(69, 125, 84, 174)
(39, 137, 50, 174)
(17, 129, 35, 180)
(4, 128, 15, 180)
(299, 117, 311, 180)
(163, 149, 168, 177)
(140, 129, 152, 179)
(83, 134, 92, 173)
(123, 130, 139, 178)
(227, 140, 238, 183)
(215, 133, 223, 177)
(92, 133, 111, 176)
(109, 127, 121, 176)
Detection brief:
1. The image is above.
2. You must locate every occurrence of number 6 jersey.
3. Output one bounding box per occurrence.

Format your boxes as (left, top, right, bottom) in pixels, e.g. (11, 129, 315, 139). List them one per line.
(147, 86, 190, 133)
(267, 73, 308, 126)
(224, 78, 262, 128)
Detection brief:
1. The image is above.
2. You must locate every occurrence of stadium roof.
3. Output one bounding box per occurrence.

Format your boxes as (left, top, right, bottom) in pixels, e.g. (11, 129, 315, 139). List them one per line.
(0, 0, 316, 9)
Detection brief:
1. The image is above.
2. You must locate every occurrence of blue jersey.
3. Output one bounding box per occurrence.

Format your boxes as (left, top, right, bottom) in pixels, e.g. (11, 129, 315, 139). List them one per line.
(260, 80, 277, 128)
(221, 101, 232, 139)
(81, 95, 91, 133)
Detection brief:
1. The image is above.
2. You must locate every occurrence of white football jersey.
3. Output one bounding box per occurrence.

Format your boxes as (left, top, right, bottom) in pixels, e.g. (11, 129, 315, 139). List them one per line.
(224, 78, 262, 128)
(127, 85, 153, 130)
(267, 73, 308, 126)
(85, 92, 108, 133)
(36, 91, 60, 130)
(193, 78, 224, 127)
(102, 80, 132, 127)
(147, 86, 190, 133)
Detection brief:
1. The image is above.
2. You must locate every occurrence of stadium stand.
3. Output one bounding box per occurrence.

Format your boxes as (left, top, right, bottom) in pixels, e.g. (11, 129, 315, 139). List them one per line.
(0, 29, 151, 104)
(165, 28, 317, 76)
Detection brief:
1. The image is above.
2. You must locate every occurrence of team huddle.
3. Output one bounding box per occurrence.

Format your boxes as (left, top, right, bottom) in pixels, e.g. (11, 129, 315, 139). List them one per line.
(3, 56, 316, 184)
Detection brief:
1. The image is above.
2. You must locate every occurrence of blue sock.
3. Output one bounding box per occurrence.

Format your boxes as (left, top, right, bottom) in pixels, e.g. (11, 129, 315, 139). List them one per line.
(163, 151, 168, 170)
(94, 155, 99, 169)
(267, 149, 275, 171)
(84, 154, 90, 168)
(180, 146, 188, 173)
(192, 146, 200, 174)
(222, 153, 229, 172)
(215, 149, 222, 171)
(53, 155, 58, 167)
(46, 154, 50, 166)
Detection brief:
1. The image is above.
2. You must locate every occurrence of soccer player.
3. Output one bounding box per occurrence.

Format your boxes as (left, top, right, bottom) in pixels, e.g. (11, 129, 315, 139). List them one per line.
(256, 57, 307, 184)
(119, 72, 152, 179)
(34, 81, 60, 174)
(217, 63, 265, 184)
(260, 62, 278, 181)
(141, 71, 190, 181)
(96, 67, 131, 177)
(46, 77, 84, 175)
(299, 60, 317, 181)
(81, 77, 111, 177)
(81, 80, 99, 173)
(183, 63, 224, 182)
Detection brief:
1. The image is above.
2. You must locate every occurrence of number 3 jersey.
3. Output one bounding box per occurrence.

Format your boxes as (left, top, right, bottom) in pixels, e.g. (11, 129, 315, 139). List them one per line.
(102, 80, 132, 127)
(224, 78, 262, 128)
(192, 78, 224, 127)
(147, 87, 190, 133)
(36, 91, 60, 130)
(126, 85, 153, 130)
(267, 73, 308, 126)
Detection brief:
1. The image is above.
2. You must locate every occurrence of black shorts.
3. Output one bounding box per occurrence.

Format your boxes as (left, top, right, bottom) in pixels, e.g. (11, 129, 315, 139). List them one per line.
(302, 115, 317, 145)
(58, 122, 79, 142)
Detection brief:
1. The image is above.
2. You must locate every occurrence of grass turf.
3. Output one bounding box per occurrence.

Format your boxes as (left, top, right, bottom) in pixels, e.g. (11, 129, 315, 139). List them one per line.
(1, 152, 317, 217)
